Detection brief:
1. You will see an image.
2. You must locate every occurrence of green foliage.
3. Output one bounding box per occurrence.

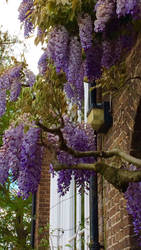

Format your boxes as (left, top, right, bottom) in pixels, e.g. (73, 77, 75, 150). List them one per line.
(33, 0, 95, 44)
(65, 244, 73, 248)
(37, 223, 50, 249)
(0, 28, 18, 67)
(15, 63, 68, 128)
(0, 180, 32, 249)
(96, 62, 128, 96)
(0, 28, 23, 146)
(0, 26, 32, 249)
(0, 101, 16, 146)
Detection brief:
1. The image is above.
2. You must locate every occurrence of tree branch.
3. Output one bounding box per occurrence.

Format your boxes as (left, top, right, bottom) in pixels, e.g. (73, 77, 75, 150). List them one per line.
(37, 122, 141, 168)
(36, 121, 63, 134)
(54, 162, 141, 192)
(21, 84, 30, 87)
(125, 76, 141, 84)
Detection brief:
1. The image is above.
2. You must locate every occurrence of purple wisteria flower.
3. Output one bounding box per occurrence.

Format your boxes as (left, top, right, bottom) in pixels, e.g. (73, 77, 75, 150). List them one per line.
(54, 26, 69, 73)
(18, 0, 33, 22)
(24, 69, 36, 87)
(78, 13, 93, 49)
(101, 40, 115, 68)
(116, 0, 141, 18)
(116, 0, 127, 17)
(47, 28, 57, 61)
(125, 180, 141, 246)
(9, 64, 23, 79)
(64, 63, 84, 107)
(37, 27, 44, 38)
(0, 149, 9, 184)
(0, 74, 11, 90)
(94, 0, 116, 32)
(18, 127, 42, 199)
(49, 118, 96, 195)
(24, 19, 34, 37)
(10, 80, 21, 101)
(84, 44, 102, 81)
(18, 0, 34, 37)
(67, 36, 82, 83)
(0, 124, 42, 199)
(3, 125, 24, 181)
(38, 50, 48, 75)
(0, 89, 6, 117)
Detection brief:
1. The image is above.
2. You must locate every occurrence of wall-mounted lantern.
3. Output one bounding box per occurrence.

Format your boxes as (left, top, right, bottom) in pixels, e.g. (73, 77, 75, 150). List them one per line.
(87, 83, 113, 133)
(87, 102, 113, 133)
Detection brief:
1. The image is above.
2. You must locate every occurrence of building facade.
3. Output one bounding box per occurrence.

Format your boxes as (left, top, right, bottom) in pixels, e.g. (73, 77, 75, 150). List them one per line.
(35, 35, 141, 250)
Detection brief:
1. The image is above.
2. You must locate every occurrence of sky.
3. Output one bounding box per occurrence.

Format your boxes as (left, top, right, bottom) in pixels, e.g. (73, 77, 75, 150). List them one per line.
(0, 0, 42, 74)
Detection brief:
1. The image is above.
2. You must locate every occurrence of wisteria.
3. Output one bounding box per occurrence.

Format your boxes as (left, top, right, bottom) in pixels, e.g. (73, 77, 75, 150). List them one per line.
(10, 80, 21, 102)
(18, 127, 42, 199)
(37, 27, 43, 38)
(38, 31, 84, 106)
(116, 0, 141, 18)
(18, 0, 34, 37)
(125, 177, 141, 246)
(0, 123, 42, 199)
(24, 19, 34, 38)
(116, 0, 127, 17)
(78, 14, 93, 50)
(50, 118, 96, 195)
(3, 125, 24, 181)
(38, 50, 48, 75)
(0, 89, 6, 117)
(24, 69, 36, 87)
(46, 28, 57, 62)
(54, 26, 69, 73)
(64, 64, 84, 106)
(73, 63, 84, 106)
(101, 40, 115, 68)
(94, 0, 115, 32)
(64, 82, 75, 101)
(0, 74, 10, 90)
(101, 26, 136, 69)
(0, 65, 22, 116)
(67, 36, 82, 83)
(0, 64, 35, 117)
(43, 26, 69, 74)
(84, 44, 102, 81)
(0, 149, 9, 184)
(18, 0, 33, 22)
(13, 0, 141, 246)
(39, 26, 69, 73)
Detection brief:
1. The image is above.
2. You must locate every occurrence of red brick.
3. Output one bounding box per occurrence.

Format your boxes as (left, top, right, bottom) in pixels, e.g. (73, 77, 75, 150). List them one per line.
(98, 36, 141, 250)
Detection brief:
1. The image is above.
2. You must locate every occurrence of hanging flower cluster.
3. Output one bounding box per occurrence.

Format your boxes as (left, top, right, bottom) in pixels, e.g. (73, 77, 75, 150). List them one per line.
(49, 118, 96, 195)
(38, 26, 84, 107)
(0, 121, 42, 199)
(0, 64, 35, 117)
(18, 0, 34, 37)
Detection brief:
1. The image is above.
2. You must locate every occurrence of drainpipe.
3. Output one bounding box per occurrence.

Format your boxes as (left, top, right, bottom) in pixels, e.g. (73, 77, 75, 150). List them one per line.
(89, 171, 101, 250)
(89, 132, 100, 250)
(89, 83, 101, 250)
(31, 192, 36, 249)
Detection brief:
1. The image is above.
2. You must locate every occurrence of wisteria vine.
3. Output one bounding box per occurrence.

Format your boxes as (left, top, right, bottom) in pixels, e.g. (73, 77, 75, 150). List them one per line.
(49, 118, 96, 195)
(0, 64, 35, 117)
(32, 0, 139, 106)
(0, 122, 42, 199)
(0, 0, 140, 245)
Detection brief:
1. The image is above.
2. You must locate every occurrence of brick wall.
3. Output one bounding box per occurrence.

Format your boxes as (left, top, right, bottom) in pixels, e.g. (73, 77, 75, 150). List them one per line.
(34, 34, 141, 250)
(98, 34, 141, 249)
(35, 148, 51, 249)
